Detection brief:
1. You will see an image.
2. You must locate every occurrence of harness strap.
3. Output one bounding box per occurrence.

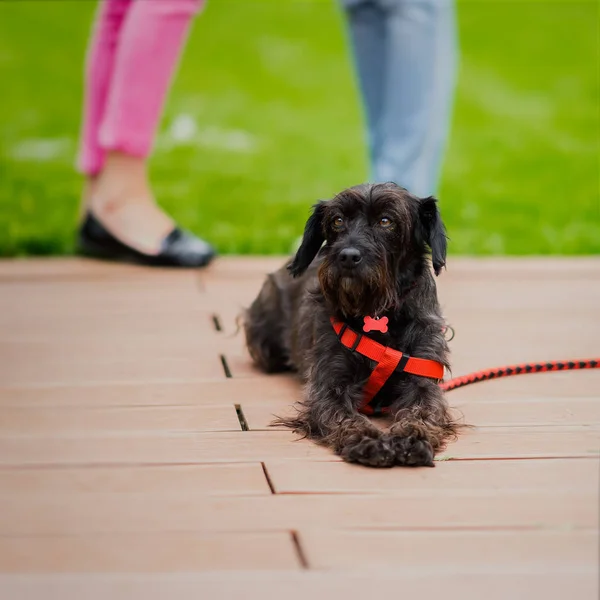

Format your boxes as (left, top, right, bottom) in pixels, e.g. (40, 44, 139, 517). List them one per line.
(331, 317, 444, 415)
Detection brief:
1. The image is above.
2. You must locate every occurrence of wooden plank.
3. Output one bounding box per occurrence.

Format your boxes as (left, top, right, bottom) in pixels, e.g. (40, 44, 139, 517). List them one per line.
(0, 463, 271, 495)
(444, 371, 600, 400)
(0, 376, 299, 408)
(0, 257, 205, 283)
(199, 256, 286, 281)
(0, 492, 595, 536)
(0, 572, 596, 600)
(452, 398, 600, 427)
(0, 532, 299, 572)
(0, 431, 335, 466)
(0, 350, 226, 386)
(264, 457, 599, 495)
(0, 311, 215, 340)
(437, 278, 600, 311)
(436, 257, 600, 278)
(0, 429, 598, 466)
(0, 280, 203, 318)
(299, 529, 599, 569)
(442, 428, 600, 460)
(0, 405, 241, 434)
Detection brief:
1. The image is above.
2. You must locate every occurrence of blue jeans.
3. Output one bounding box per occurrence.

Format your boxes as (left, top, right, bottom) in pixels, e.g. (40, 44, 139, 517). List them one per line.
(341, 0, 458, 197)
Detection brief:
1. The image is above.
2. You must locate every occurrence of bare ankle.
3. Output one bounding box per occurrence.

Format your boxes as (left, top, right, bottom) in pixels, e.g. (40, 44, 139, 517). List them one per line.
(90, 152, 153, 216)
(102, 151, 148, 179)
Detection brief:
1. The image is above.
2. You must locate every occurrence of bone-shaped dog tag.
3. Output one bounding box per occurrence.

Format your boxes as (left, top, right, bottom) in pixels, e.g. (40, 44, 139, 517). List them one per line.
(363, 315, 388, 334)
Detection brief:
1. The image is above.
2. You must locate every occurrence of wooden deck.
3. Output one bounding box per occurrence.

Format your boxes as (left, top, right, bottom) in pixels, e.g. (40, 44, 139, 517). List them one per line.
(0, 256, 598, 599)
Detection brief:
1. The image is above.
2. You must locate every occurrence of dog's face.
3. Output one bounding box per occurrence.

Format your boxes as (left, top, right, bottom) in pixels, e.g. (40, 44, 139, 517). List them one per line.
(288, 183, 447, 317)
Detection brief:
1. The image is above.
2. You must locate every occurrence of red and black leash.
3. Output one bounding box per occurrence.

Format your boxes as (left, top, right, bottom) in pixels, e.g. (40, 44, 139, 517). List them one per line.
(439, 324, 599, 392)
(440, 358, 600, 392)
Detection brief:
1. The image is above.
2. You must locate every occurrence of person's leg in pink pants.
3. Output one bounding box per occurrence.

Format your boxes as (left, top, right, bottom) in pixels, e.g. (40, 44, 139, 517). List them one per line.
(76, 0, 215, 267)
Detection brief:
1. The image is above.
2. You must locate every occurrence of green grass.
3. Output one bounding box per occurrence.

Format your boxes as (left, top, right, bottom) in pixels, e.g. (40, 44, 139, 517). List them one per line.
(0, 0, 598, 257)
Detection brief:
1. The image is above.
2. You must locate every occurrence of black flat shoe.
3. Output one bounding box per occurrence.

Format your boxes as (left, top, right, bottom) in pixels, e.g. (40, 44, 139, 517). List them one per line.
(78, 212, 216, 268)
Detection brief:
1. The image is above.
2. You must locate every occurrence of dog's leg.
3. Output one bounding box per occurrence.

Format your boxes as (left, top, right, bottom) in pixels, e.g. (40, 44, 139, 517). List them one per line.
(388, 378, 460, 467)
(276, 377, 398, 468)
(243, 273, 291, 373)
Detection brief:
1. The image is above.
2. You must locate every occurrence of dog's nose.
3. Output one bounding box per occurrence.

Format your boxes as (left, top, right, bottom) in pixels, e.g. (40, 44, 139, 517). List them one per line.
(339, 247, 362, 268)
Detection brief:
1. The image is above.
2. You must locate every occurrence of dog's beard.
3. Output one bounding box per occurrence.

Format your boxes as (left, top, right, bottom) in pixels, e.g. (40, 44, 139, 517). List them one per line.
(318, 258, 398, 318)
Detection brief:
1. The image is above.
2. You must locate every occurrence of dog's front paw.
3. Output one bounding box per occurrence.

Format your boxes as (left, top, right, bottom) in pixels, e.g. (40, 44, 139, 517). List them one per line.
(340, 436, 396, 468)
(391, 435, 435, 467)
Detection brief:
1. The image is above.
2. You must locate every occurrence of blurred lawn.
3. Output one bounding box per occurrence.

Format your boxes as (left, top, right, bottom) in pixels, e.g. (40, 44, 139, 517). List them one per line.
(0, 0, 598, 257)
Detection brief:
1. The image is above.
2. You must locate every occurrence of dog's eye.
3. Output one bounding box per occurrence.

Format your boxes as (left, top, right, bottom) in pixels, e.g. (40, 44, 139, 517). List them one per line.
(379, 217, 392, 228)
(333, 217, 344, 229)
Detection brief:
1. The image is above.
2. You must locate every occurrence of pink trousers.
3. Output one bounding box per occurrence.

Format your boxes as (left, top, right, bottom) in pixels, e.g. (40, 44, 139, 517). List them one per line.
(77, 0, 203, 176)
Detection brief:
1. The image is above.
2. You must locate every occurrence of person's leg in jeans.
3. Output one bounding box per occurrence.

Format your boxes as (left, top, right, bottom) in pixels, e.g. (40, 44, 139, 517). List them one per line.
(339, 1, 386, 168)
(342, 0, 458, 197)
(77, 0, 213, 260)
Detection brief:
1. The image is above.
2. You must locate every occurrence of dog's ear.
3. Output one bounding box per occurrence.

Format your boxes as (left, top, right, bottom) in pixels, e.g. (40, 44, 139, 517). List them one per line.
(417, 196, 447, 276)
(288, 201, 326, 277)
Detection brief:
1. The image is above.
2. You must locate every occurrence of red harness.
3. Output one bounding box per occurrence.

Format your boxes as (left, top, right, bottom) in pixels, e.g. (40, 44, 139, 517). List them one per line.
(330, 317, 445, 415)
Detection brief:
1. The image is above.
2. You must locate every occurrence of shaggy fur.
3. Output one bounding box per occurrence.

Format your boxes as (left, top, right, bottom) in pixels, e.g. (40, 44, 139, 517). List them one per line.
(243, 182, 461, 468)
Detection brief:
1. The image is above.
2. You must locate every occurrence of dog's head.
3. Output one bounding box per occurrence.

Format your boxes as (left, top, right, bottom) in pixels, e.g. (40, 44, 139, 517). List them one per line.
(288, 182, 447, 317)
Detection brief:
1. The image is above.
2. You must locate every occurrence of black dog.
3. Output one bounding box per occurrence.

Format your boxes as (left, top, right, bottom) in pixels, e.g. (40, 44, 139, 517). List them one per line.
(243, 183, 460, 468)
